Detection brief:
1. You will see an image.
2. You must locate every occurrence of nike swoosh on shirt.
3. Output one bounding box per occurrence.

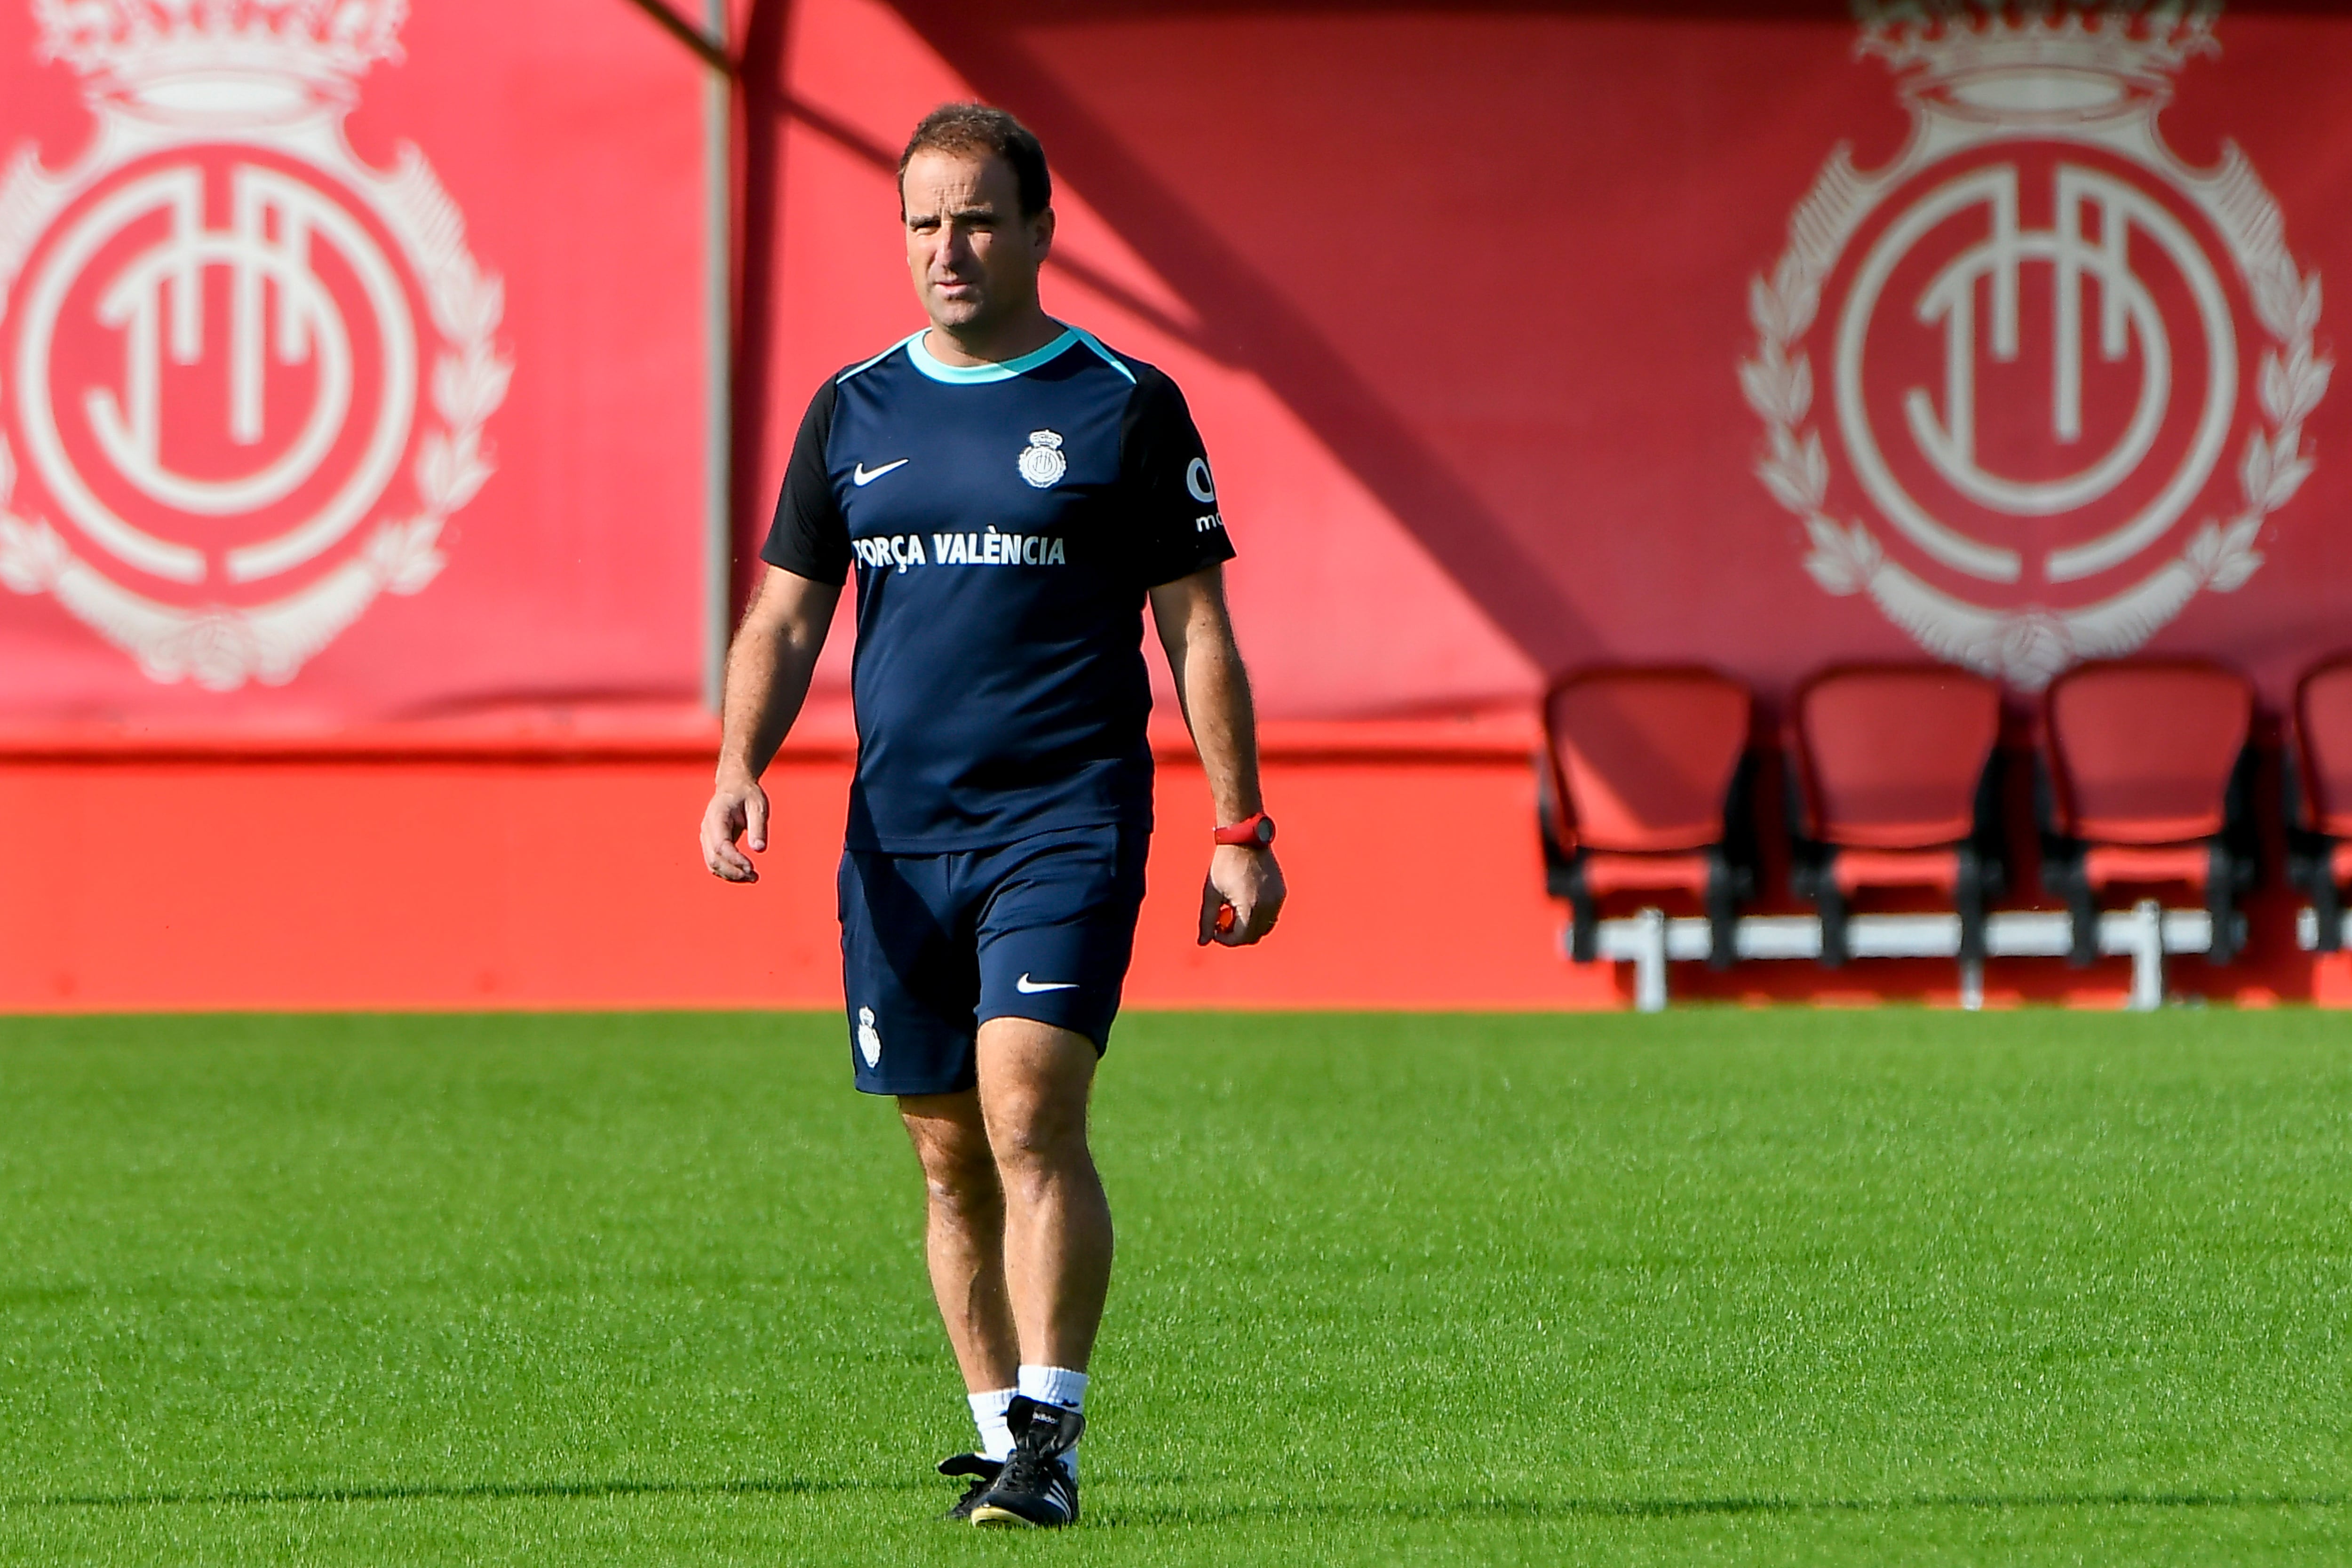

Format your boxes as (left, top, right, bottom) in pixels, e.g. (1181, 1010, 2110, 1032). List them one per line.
(852, 459, 909, 486)
(1016, 974, 1080, 994)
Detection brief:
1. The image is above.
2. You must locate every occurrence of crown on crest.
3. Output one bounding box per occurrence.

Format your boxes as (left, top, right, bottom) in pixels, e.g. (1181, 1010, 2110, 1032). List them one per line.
(1853, 1, 2218, 116)
(34, 0, 406, 110)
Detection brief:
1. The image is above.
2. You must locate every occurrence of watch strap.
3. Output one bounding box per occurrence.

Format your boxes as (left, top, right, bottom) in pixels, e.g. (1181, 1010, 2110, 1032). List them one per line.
(1213, 812, 1275, 848)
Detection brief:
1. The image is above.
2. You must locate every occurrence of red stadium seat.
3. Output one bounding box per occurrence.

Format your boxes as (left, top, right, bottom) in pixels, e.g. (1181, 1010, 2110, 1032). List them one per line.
(2288, 656, 2352, 950)
(2040, 660, 2256, 964)
(1539, 668, 1756, 965)
(1786, 666, 2005, 967)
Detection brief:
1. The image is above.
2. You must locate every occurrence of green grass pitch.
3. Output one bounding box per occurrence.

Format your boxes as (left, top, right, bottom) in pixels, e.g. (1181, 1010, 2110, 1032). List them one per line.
(0, 1010, 2347, 1565)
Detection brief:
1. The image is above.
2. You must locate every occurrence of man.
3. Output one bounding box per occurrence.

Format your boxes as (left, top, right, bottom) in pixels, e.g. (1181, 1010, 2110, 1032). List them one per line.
(699, 103, 1284, 1529)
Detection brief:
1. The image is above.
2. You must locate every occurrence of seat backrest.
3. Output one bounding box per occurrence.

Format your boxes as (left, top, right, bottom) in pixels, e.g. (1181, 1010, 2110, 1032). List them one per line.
(1793, 666, 2001, 848)
(2045, 661, 2251, 844)
(1544, 669, 1750, 852)
(2297, 658, 2352, 836)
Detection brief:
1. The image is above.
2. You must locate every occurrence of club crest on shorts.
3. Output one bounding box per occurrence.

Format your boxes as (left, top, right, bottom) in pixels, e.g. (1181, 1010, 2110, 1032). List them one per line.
(1017, 429, 1066, 489)
(1743, 1, 2328, 688)
(855, 1006, 882, 1068)
(0, 0, 512, 690)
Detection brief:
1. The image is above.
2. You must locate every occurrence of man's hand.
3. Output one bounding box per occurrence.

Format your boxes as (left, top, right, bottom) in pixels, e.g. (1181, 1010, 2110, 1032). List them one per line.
(1152, 567, 1284, 949)
(699, 568, 839, 885)
(701, 769, 771, 883)
(1199, 844, 1285, 946)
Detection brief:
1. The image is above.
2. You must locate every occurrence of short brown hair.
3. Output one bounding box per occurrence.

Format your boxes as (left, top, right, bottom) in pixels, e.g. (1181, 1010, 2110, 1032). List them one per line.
(898, 103, 1052, 219)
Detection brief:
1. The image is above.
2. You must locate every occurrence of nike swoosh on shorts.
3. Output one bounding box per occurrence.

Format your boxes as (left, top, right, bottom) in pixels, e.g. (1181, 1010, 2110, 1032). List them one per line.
(852, 459, 909, 486)
(1016, 974, 1080, 994)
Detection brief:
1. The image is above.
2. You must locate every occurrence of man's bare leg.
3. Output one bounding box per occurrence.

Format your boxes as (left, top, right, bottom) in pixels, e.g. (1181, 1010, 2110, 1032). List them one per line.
(898, 1091, 1019, 1393)
(974, 1017, 1113, 1370)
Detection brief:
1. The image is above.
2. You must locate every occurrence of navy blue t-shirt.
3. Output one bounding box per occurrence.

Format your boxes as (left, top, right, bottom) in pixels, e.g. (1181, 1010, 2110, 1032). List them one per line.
(762, 326, 1236, 852)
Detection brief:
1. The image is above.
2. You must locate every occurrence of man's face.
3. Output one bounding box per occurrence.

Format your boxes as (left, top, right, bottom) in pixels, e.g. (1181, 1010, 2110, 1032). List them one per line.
(902, 149, 1053, 333)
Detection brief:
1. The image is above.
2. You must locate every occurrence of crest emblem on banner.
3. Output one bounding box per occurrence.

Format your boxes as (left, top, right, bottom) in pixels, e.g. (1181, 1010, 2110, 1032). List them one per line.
(1744, 1, 2329, 687)
(0, 0, 509, 690)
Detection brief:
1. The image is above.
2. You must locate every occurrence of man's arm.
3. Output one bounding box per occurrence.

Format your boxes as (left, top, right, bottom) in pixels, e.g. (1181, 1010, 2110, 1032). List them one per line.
(1150, 565, 1286, 946)
(700, 566, 842, 883)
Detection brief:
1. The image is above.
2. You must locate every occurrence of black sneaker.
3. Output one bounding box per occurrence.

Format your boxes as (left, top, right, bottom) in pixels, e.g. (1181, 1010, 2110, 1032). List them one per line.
(967, 1396, 1081, 1528)
(936, 1453, 1002, 1521)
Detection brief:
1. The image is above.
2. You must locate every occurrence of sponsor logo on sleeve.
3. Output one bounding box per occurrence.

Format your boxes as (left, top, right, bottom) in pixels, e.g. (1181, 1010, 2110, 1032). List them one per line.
(1185, 456, 1224, 531)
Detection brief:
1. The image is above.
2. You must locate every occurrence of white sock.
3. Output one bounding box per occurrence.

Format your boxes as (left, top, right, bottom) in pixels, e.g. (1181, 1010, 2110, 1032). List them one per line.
(969, 1388, 1015, 1462)
(1017, 1364, 1088, 1411)
(1017, 1365, 1088, 1478)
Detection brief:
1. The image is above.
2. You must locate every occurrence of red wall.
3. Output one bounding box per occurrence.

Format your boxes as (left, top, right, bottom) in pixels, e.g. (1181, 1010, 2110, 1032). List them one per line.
(4, 713, 2342, 1014)
(0, 716, 1618, 1012)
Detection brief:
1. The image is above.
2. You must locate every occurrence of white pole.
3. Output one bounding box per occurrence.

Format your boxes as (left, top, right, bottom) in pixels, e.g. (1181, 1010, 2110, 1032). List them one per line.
(2128, 899, 2165, 1011)
(1634, 907, 1669, 1013)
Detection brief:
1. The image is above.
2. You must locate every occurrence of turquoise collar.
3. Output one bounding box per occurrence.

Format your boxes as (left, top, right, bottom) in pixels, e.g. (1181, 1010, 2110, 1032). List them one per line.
(906, 326, 1081, 384)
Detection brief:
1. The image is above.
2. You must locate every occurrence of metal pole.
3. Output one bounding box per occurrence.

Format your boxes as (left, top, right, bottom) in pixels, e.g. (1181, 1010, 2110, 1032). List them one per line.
(2128, 899, 2165, 1011)
(614, 0, 737, 710)
(701, 0, 732, 711)
(1634, 907, 1669, 1013)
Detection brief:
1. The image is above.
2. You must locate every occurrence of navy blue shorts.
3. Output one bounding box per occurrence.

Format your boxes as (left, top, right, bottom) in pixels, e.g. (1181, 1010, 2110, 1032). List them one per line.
(837, 824, 1148, 1096)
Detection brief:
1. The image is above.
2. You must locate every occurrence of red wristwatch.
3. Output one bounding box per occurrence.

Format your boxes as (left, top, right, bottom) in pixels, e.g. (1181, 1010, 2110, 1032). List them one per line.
(1213, 812, 1276, 848)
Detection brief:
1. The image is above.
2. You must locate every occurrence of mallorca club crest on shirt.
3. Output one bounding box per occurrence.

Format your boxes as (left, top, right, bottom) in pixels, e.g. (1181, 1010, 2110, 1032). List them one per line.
(1743, 1, 2329, 688)
(1017, 428, 1066, 489)
(0, 0, 510, 690)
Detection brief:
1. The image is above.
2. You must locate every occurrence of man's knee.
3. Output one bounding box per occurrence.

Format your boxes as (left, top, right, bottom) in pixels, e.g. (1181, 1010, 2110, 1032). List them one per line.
(900, 1094, 1004, 1210)
(926, 1151, 1006, 1217)
(974, 1027, 1096, 1177)
(986, 1103, 1090, 1179)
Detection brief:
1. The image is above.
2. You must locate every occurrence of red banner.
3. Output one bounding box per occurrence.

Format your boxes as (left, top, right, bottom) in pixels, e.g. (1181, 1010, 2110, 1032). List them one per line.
(0, 0, 710, 724)
(761, 0, 2351, 717)
(5, 2, 2344, 733)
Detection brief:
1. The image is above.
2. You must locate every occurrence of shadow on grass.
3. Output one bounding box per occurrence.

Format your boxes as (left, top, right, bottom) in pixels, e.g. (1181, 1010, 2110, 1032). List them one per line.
(5, 1476, 895, 1511)
(1095, 1492, 2350, 1528)
(10, 1479, 2342, 1520)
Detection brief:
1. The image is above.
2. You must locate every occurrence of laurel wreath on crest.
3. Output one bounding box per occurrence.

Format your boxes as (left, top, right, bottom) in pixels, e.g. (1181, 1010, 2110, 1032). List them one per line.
(0, 143, 511, 692)
(1742, 146, 2331, 690)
